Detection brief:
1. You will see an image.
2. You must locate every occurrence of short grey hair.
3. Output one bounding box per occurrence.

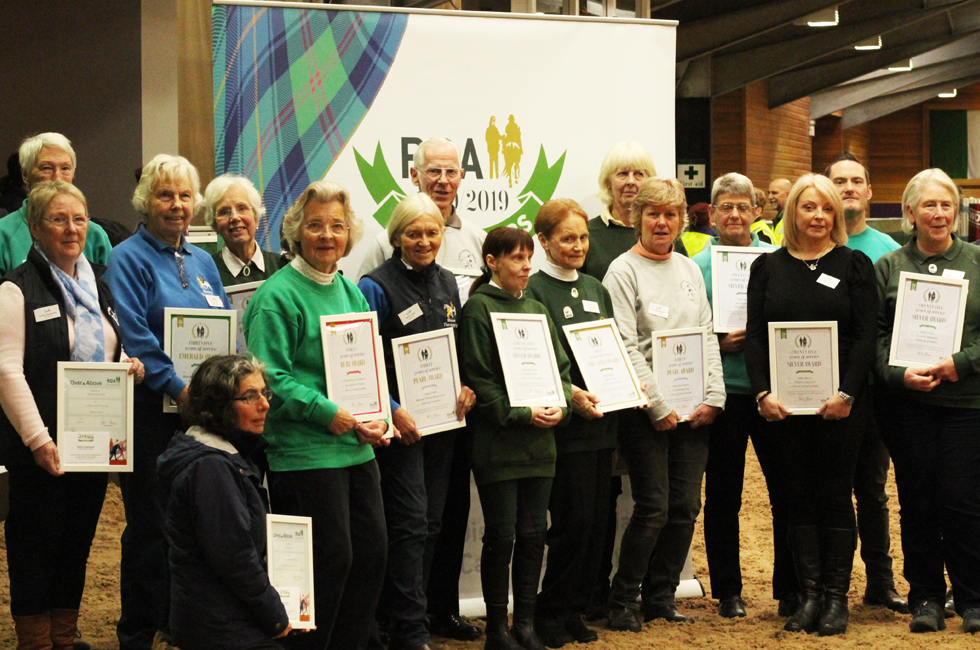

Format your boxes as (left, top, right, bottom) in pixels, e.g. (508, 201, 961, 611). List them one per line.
(597, 141, 657, 207)
(280, 180, 364, 260)
(186, 355, 267, 440)
(901, 168, 961, 235)
(19, 133, 76, 184)
(26, 181, 88, 230)
(413, 137, 461, 170)
(711, 173, 755, 206)
(387, 193, 444, 248)
(132, 154, 202, 223)
(203, 174, 266, 232)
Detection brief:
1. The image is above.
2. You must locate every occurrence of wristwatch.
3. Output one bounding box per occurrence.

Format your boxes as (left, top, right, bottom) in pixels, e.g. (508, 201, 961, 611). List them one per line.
(837, 390, 855, 406)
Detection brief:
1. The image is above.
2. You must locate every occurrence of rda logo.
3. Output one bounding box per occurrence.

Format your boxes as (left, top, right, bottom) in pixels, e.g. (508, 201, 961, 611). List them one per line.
(193, 324, 210, 339)
(515, 327, 528, 341)
(924, 288, 940, 303)
(796, 334, 811, 349)
(589, 334, 602, 348)
(736, 259, 749, 272)
(418, 346, 431, 362)
(673, 342, 686, 356)
(344, 330, 357, 346)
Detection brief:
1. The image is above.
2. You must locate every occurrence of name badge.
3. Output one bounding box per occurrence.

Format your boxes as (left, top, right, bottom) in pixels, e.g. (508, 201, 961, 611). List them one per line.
(398, 303, 423, 325)
(648, 303, 669, 318)
(942, 269, 965, 280)
(34, 305, 61, 322)
(205, 294, 225, 308)
(582, 300, 600, 314)
(816, 273, 840, 289)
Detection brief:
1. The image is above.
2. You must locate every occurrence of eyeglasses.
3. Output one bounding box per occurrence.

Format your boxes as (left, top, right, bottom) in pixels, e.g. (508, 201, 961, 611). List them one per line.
(215, 205, 254, 220)
(44, 215, 89, 229)
(303, 221, 349, 236)
(232, 388, 273, 405)
(418, 166, 461, 181)
(714, 203, 754, 215)
(175, 252, 189, 289)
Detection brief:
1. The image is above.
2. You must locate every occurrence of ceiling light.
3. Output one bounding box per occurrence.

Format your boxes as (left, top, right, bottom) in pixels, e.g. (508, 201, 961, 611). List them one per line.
(888, 59, 913, 71)
(794, 7, 839, 27)
(938, 89, 958, 98)
(854, 36, 882, 50)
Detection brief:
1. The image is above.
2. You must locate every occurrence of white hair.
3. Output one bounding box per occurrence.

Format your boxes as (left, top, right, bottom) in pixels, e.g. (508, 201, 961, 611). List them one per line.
(203, 175, 266, 231)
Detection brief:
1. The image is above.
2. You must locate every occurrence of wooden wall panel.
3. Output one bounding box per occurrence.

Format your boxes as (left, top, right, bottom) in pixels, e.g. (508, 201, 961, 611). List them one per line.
(711, 87, 746, 178)
(867, 106, 924, 203)
(812, 116, 870, 176)
(744, 81, 812, 189)
(178, 0, 215, 209)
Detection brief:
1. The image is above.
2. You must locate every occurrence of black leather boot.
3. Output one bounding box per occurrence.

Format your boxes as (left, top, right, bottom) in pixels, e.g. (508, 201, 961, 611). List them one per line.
(784, 526, 823, 633)
(817, 528, 855, 637)
(482, 538, 522, 650)
(511, 535, 547, 650)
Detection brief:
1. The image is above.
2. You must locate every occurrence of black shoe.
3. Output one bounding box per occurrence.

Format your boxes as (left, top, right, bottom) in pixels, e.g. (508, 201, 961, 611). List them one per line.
(534, 616, 572, 648)
(909, 600, 946, 633)
(389, 643, 448, 650)
(73, 639, 92, 650)
(565, 614, 599, 643)
(963, 608, 980, 634)
(644, 601, 694, 624)
(429, 614, 483, 641)
(778, 593, 800, 617)
(863, 586, 910, 614)
(606, 607, 641, 633)
(718, 595, 747, 618)
(945, 589, 956, 618)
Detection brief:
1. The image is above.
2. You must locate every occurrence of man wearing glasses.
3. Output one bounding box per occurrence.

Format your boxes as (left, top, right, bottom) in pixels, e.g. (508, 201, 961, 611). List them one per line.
(356, 137, 486, 302)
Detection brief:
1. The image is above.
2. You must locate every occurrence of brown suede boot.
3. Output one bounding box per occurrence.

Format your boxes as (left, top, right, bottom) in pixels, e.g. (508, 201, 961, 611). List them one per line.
(49, 609, 88, 650)
(13, 612, 53, 650)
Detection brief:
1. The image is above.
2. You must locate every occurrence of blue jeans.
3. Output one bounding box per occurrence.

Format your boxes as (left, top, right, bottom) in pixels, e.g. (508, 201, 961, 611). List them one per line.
(375, 430, 456, 647)
(609, 411, 709, 610)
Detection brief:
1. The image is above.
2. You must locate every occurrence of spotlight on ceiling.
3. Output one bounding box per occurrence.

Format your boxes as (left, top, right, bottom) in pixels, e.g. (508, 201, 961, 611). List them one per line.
(888, 59, 914, 72)
(938, 89, 958, 98)
(794, 7, 839, 27)
(854, 35, 882, 50)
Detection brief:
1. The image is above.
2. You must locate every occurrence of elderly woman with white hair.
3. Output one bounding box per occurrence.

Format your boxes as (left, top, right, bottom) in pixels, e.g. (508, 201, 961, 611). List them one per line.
(203, 174, 282, 286)
(243, 180, 390, 650)
(873, 168, 980, 634)
(0, 132, 112, 276)
(356, 192, 475, 650)
(105, 154, 230, 650)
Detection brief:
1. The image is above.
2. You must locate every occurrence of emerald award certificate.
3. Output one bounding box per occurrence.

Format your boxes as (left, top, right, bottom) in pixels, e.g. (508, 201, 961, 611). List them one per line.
(489, 313, 565, 408)
(320, 312, 390, 423)
(651, 327, 708, 420)
(888, 272, 968, 368)
(57, 362, 135, 472)
(710, 245, 772, 333)
(391, 328, 465, 435)
(562, 319, 646, 413)
(224, 281, 263, 356)
(163, 308, 237, 413)
(769, 321, 839, 415)
(266, 514, 315, 629)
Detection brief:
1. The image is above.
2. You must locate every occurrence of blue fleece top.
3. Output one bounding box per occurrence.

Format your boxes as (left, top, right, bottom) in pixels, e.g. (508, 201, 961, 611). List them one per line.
(106, 224, 230, 403)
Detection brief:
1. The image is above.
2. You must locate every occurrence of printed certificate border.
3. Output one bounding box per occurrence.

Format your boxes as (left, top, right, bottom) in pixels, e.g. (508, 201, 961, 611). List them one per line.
(562, 318, 647, 413)
(391, 327, 466, 435)
(650, 326, 709, 421)
(266, 513, 315, 630)
(56, 361, 135, 472)
(489, 312, 565, 408)
(768, 320, 840, 416)
(320, 311, 391, 423)
(162, 308, 237, 413)
(709, 245, 772, 333)
(888, 271, 968, 368)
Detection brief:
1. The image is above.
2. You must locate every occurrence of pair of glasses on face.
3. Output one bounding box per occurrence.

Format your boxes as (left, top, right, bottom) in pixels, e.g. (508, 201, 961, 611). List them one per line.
(304, 221, 349, 236)
(44, 216, 89, 229)
(233, 388, 273, 405)
(215, 205, 254, 220)
(419, 166, 461, 181)
(715, 203, 754, 215)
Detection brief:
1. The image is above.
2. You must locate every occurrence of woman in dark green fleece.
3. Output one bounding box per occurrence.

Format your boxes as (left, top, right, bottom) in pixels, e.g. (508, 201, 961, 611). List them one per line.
(460, 227, 572, 650)
(524, 200, 618, 647)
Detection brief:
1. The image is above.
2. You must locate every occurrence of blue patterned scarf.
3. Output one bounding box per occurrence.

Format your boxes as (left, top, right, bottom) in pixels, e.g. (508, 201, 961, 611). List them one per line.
(39, 244, 106, 363)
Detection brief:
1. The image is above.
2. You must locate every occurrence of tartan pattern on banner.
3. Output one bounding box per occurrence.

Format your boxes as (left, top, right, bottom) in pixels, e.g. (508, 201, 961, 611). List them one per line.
(213, 5, 407, 251)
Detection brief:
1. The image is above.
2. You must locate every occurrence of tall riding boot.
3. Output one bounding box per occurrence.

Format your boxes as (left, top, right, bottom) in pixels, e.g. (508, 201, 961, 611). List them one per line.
(482, 538, 522, 650)
(817, 528, 856, 637)
(50, 609, 88, 650)
(511, 535, 547, 650)
(13, 613, 53, 650)
(784, 526, 823, 633)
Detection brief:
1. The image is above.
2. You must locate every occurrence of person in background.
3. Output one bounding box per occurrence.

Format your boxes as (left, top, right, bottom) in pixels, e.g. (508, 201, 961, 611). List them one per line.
(106, 154, 231, 650)
(824, 152, 907, 615)
(0, 133, 111, 276)
(203, 175, 282, 286)
(158, 355, 292, 650)
(681, 202, 714, 257)
(0, 181, 144, 650)
(873, 168, 980, 635)
(768, 178, 792, 226)
(0, 152, 28, 214)
(751, 187, 776, 244)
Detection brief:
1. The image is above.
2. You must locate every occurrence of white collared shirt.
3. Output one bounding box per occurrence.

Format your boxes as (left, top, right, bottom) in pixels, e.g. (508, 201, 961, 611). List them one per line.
(221, 245, 267, 278)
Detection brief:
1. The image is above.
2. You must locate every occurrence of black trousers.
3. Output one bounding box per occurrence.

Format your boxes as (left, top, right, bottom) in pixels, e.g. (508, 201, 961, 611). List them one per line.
(703, 394, 796, 600)
(5, 464, 107, 616)
(851, 400, 896, 589)
(537, 448, 613, 620)
(270, 461, 387, 650)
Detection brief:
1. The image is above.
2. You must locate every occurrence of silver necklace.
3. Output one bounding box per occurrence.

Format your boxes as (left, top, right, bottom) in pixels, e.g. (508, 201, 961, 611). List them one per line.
(801, 245, 833, 271)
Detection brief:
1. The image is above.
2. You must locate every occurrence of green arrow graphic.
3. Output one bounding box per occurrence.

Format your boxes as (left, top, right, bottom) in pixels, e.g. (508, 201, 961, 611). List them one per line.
(487, 146, 566, 232)
(354, 143, 408, 228)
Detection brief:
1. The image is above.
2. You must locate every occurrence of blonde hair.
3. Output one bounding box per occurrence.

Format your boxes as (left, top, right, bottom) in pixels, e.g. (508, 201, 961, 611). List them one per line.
(630, 178, 687, 240)
(596, 141, 656, 207)
(280, 181, 363, 259)
(26, 181, 88, 229)
(901, 168, 960, 235)
(780, 174, 847, 250)
(387, 193, 444, 248)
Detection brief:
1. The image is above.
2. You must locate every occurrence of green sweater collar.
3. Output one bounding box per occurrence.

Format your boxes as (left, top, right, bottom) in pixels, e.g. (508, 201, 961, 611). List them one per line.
(904, 234, 962, 263)
(475, 283, 523, 302)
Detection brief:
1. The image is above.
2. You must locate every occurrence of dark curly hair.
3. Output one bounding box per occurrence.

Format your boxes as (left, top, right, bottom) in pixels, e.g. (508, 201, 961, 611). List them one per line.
(185, 355, 267, 441)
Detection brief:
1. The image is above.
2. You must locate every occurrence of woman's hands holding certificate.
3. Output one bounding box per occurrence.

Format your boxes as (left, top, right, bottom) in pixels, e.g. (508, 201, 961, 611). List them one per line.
(456, 385, 476, 421)
(328, 407, 358, 435)
(355, 420, 391, 447)
(816, 394, 851, 421)
(392, 407, 422, 445)
(687, 404, 721, 429)
(530, 406, 562, 428)
(758, 393, 792, 422)
(928, 356, 958, 383)
(902, 355, 958, 393)
(124, 357, 146, 385)
(571, 387, 603, 420)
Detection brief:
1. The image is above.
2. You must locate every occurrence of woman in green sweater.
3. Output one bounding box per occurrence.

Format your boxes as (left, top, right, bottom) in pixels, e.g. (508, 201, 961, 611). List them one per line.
(460, 227, 572, 650)
(242, 181, 390, 650)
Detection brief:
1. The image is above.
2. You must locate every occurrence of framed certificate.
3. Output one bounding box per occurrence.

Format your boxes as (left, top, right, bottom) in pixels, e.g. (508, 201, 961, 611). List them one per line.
(320, 312, 390, 423)
(224, 281, 263, 357)
(651, 327, 709, 420)
(391, 328, 466, 435)
(562, 319, 646, 413)
(266, 514, 315, 629)
(163, 308, 237, 413)
(489, 312, 565, 408)
(888, 272, 968, 368)
(768, 321, 840, 415)
(56, 362, 135, 472)
(710, 245, 773, 333)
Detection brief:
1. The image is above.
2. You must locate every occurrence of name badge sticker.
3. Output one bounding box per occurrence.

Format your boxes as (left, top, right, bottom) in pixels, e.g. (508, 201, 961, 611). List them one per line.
(34, 305, 61, 322)
(942, 269, 965, 280)
(398, 303, 424, 325)
(205, 294, 225, 308)
(648, 303, 669, 319)
(582, 300, 600, 313)
(816, 273, 840, 290)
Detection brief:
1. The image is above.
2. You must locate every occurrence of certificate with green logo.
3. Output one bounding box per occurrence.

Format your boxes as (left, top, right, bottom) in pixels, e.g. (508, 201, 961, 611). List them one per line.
(320, 312, 390, 423)
(57, 362, 134, 472)
(889, 272, 968, 368)
(710, 245, 772, 333)
(391, 328, 465, 435)
(651, 327, 708, 420)
(562, 319, 646, 413)
(266, 514, 315, 629)
(490, 312, 565, 408)
(768, 321, 839, 415)
(163, 308, 237, 413)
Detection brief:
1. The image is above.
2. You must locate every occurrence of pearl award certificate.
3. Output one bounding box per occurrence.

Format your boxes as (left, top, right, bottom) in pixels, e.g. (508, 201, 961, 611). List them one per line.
(266, 514, 314, 629)
(888, 272, 968, 368)
(768, 321, 840, 415)
(489, 312, 565, 408)
(57, 362, 135, 472)
(710, 245, 773, 333)
(163, 308, 237, 413)
(391, 328, 465, 435)
(562, 319, 646, 413)
(651, 327, 708, 420)
(320, 312, 390, 423)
